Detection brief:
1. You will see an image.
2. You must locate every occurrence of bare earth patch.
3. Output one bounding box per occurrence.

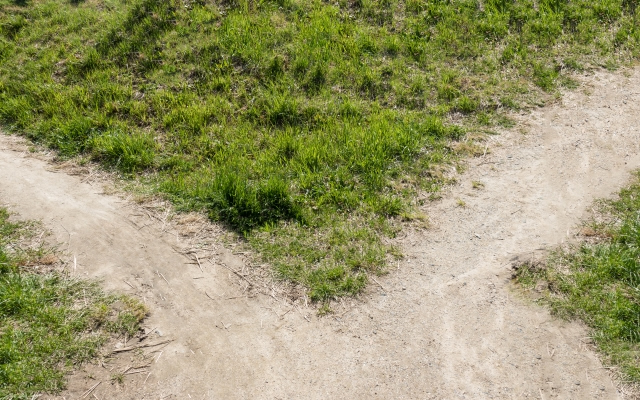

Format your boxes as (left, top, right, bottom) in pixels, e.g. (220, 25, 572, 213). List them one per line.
(1, 68, 640, 398)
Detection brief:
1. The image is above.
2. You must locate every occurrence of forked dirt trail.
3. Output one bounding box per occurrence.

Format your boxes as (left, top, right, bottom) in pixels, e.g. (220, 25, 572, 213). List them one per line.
(1, 68, 640, 399)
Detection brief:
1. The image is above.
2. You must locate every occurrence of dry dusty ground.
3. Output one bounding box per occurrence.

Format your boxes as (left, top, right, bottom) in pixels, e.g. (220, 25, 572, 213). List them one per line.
(1, 68, 640, 399)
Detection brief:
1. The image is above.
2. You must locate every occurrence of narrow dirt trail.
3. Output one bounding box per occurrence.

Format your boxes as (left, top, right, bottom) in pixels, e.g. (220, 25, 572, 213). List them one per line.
(1, 69, 639, 399)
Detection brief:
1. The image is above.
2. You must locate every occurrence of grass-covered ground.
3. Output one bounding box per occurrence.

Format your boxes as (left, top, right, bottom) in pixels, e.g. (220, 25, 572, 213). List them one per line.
(1, 0, 639, 301)
(516, 173, 640, 384)
(0, 208, 146, 398)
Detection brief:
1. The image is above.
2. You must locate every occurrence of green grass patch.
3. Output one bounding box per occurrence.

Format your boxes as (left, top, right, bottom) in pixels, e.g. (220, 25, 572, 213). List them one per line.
(515, 172, 640, 383)
(0, 208, 147, 399)
(1, 0, 639, 301)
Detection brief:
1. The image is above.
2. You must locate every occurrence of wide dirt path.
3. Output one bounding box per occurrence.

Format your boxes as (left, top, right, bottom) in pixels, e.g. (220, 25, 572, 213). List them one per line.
(1, 69, 640, 399)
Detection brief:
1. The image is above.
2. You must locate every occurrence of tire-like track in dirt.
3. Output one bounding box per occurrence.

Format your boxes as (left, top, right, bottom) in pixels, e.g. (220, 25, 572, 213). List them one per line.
(1, 69, 640, 399)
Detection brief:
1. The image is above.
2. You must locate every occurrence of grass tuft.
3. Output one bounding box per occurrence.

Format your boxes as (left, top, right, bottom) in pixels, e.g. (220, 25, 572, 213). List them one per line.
(515, 172, 640, 383)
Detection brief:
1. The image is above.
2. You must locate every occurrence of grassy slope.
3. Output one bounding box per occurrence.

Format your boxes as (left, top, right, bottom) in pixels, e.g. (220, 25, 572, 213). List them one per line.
(0, 208, 146, 398)
(1, 0, 639, 301)
(516, 173, 640, 383)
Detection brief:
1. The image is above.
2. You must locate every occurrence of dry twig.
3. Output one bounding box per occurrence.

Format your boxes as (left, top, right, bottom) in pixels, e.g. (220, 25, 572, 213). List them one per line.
(80, 382, 101, 399)
(218, 262, 254, 287)
(112, 339, 174, 354)
(371, 277, 387, 292)
(194, 253, 204, 273)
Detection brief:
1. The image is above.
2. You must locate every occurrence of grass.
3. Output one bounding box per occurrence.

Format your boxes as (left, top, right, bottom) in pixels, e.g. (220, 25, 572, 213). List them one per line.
(0, 208, 147, 399)
(472, 180, 485, 189)
(515, 172, 640, 384)
(1, 0, 639, 301)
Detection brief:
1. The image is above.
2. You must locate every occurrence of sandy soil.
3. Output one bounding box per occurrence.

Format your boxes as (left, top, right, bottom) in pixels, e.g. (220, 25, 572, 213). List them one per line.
(1, 68, 640, 399)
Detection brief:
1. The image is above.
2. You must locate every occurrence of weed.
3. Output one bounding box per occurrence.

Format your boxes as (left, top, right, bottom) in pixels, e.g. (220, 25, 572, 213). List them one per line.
(111, 373, 125, 385)
(317, 303, 333, 316)
(472, 181, 485, 189)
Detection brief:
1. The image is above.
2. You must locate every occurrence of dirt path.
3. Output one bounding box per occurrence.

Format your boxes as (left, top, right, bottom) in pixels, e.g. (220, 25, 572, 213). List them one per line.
(1, 68, 640, 399)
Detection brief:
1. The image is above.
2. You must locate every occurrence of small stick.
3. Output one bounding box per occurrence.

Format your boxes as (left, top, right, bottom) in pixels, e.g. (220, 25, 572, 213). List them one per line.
(137, 223, 153, 231)
(155, 351, 163, 363)
(81, 170, 96, 183)
(123, 280, 135, 290)
(371, 277, 387, 292)
(138, 326, 158, 341)
(93, 394, 100, 400)
(59, 223, 71, 253)
(268, 293, 280, 303)
(143, 210, 154, 221)
(294, 304, 310, 322)
(143, 340, 172, 356)
(112, 339, 174, 353)
(194, 254, 204, 273)
(125, 369, 148, 375)
(144, 373, 151, 384)
(205, 291, 215, 301)
(157, 271, 170, 286)
(80, 381, 101, 399)
(279, 307, 293, 319)
(218, 263, 254, 287)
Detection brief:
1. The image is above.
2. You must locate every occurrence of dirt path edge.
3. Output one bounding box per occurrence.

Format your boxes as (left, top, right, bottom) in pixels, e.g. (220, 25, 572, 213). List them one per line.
(1, 68, 639, 399)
